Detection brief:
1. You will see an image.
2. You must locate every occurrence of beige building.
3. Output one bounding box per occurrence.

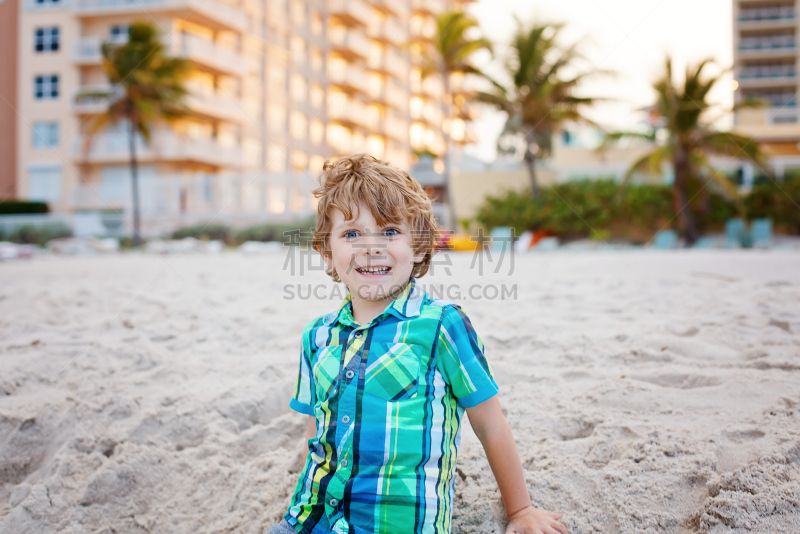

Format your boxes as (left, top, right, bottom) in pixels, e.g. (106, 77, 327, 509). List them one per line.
(732, 0, 800, 183)
(8, 0, 475, 233)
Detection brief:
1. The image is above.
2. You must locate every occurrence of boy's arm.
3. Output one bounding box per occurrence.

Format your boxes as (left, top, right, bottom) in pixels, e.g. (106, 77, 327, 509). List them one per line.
(466, 396, 569, 534)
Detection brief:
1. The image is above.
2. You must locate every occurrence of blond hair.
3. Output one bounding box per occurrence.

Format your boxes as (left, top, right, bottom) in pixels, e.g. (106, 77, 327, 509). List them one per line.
(312, 154, 440, 283)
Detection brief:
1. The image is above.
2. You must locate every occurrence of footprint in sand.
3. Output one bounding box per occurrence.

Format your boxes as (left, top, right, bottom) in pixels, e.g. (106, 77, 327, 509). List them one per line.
(630, 373, 722, 389)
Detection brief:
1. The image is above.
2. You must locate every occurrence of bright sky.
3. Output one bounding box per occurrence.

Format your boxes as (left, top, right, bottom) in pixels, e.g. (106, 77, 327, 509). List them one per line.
(463, 0, 735, 161)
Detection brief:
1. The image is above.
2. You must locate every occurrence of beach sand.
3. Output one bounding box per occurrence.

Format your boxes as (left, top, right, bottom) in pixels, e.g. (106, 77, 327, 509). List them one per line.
(0, 250, 798, 533)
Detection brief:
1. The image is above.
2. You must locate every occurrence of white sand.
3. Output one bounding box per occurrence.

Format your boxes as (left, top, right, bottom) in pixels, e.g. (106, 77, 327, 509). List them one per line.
(0, 250, 798, 533)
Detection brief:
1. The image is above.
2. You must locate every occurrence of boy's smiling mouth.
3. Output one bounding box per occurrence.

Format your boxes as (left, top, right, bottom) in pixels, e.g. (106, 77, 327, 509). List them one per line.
(355, 266, 392, 276)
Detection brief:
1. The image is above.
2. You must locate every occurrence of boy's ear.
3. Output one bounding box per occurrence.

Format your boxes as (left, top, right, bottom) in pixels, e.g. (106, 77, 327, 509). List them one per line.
(322, 251, 333, 270)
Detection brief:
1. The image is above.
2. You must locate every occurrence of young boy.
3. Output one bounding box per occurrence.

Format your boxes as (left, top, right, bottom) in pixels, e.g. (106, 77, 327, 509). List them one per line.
(270, 155, 568, 534)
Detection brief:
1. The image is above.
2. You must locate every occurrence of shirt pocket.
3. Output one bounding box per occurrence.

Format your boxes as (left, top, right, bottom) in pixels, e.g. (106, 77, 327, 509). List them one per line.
(313, 345, 343, 402)
(364, 342, 422, 402)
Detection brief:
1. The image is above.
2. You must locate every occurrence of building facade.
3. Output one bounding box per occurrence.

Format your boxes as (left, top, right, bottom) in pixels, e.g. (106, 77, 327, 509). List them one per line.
(10, 0, 475, 234)
(733, 0, 800, 184)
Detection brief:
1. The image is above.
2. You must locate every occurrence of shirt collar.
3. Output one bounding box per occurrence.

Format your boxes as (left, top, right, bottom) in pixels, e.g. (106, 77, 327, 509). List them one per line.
(323, 276, 425, 327)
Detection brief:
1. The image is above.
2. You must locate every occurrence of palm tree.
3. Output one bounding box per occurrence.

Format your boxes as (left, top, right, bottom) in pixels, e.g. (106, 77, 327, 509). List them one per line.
(477, 20, 607, 199)
(80, 21, 190, 246)
(416, 11, 492, 230)
(601, 57, 766, 245)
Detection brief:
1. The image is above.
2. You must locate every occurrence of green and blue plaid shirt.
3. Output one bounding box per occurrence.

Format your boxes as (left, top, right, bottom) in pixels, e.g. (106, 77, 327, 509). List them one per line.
(286, 277, 499, 534)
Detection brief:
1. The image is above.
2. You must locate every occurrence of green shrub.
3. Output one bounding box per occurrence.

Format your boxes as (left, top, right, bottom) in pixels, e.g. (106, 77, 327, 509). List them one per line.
(234, 215, 316, 246)
(0, 201, 49, 215)
(170, 223, 231, 242)
(4, 223, 72, 245)
(744, 177, 800, 234)
(474, 179, 740, 242)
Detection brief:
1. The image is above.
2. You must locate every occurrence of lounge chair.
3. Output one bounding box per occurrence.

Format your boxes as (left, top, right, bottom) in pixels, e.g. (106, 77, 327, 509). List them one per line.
(751, 219, 773, 249)
(533, 237, 560, 251)
(723, 218, 747, 248)
(490, 226, 514, 252)
(653, 230, 678, 249)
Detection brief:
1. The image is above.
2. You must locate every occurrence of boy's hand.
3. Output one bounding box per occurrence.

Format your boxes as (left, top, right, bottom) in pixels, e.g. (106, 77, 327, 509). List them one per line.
(505, 505, 568, 534)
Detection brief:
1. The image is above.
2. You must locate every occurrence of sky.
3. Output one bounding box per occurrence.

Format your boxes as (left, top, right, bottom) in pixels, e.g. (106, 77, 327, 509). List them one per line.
(462, 0, 735, 161)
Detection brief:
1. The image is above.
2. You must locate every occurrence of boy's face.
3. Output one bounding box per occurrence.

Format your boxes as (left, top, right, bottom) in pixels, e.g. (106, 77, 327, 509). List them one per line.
(324, 202, 425, 307)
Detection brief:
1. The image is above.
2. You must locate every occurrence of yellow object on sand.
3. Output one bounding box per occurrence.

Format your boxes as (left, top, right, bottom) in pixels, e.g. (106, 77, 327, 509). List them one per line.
(447, 234, 481, 251)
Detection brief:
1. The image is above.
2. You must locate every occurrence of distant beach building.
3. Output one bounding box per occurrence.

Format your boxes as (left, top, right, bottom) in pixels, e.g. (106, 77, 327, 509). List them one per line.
(733, 0, 800, 186)
(1, 0, 476, 236)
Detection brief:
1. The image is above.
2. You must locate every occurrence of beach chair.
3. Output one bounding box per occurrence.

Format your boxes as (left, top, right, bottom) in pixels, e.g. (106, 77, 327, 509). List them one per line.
(751, 219, 773, 249)
(652, 230, 678, 249)
(490, 226, 514, 252)
(533, 237, 560, 251)
(724, 218, 747, 248)
(515, 231, 533, 253)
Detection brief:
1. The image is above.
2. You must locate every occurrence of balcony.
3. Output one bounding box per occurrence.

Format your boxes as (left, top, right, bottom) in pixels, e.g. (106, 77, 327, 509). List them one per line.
(72, 37, 103, 64)
(327, 97, 378, 130)
(73, 130, 244, 168)
(368, 49, 408, 79)
(328, 28, 372, 61)
(384, 113, 408, 142)
(72, 0, 247, 33)
(328, 0, 372, 27)
(71, 34, 129, 64)
(739, 6, 795, 22)
(328, 62, 371, 95)
(184, 85, 248, 123)
(738, 37, 797, 58)
(72, 84, 116, 114)
(767, 107, 800, 123)
(170, 33, 247, 77)
(373, 0, 409, 18)
(411, 0, 446, 15)
(383, 82, 408, 110)
(375, 17, 407, 44)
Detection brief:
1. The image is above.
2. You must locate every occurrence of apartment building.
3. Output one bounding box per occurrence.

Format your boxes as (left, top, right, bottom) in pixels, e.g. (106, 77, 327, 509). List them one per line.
(733, 0, 800, 183)
(11, 0, 475, 233)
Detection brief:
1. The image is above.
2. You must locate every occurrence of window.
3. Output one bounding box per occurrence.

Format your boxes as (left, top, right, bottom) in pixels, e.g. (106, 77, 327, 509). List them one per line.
(32, 0, 62, 6)
(310, 84, 324, 108)
(309, 119, 324, 144)
(291, 36, 306, 64)
(290, 0, 306, 26)
(34, 75, 59, 99)
(109, 25, 130, 43)
(311, 11, 323, 36)
(290, 73, 307, 102)
(28, 166, 62, 202)
(34, 27, 59, 52)
(289, 110, 307, 139)
(32, 122, 59, 148)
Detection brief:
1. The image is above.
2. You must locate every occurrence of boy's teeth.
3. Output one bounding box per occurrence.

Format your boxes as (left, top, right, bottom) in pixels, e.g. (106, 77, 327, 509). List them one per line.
(358, 267, 390, 274)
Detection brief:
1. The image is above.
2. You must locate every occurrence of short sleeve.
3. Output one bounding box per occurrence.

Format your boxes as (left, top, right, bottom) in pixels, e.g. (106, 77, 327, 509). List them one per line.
(436, 305, 499, 408)
(289, 321, 317, 416)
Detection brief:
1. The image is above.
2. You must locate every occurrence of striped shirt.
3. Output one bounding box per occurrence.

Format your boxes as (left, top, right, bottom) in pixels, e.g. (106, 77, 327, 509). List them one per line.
(285, 276, 499, 534)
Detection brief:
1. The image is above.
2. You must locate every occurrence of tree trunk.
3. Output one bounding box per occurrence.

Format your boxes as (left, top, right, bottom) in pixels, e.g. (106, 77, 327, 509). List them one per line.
(442, 72, 457, 233)
(673, 143, 699, 246)
(523, 130, 540, 199)
(128, 119, 142, 247)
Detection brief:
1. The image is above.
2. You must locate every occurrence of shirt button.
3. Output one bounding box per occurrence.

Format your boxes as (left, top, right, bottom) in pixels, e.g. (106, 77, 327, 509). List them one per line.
(341, 459, 348, 467)
(342, 415, 350, 424)
(329, 498, 338, 507)
(354, 331, 362, 338)
(345, 370, 354, 379)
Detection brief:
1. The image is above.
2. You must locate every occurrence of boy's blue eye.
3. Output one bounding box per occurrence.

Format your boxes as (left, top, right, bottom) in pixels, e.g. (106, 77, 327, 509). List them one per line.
(344, 230, 359, 238)
(383, 228, 399, 237)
